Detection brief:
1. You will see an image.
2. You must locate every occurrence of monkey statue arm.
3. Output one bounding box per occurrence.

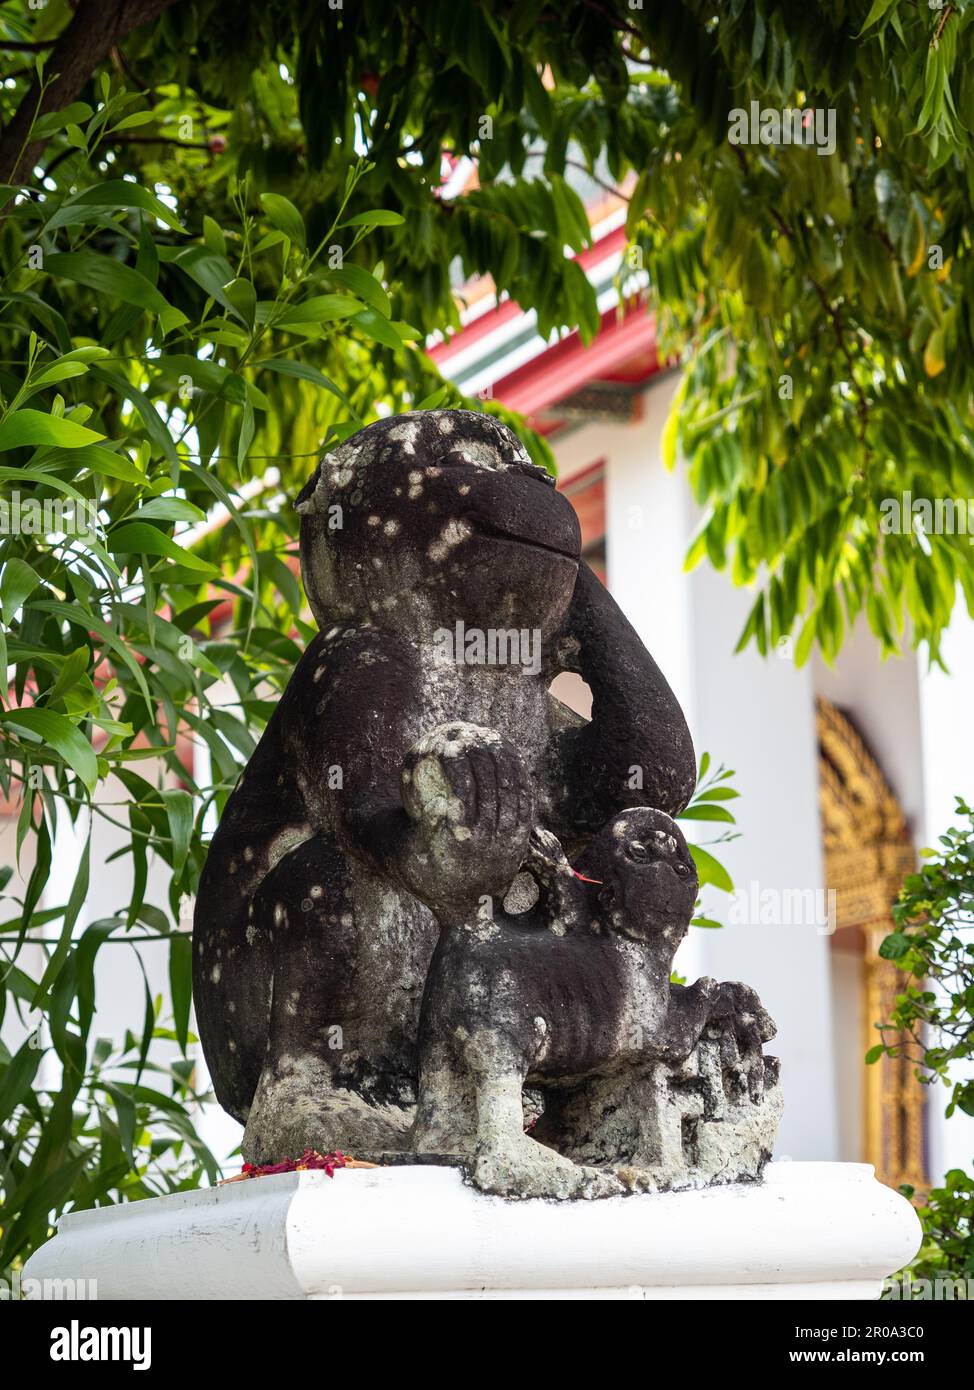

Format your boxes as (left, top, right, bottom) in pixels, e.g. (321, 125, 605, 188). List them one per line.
(547, 560, 696, 835)
(288, 628, 533, 920)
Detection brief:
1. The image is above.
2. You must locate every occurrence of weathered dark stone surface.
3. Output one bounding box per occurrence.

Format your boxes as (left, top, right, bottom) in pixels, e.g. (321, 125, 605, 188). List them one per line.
(193, 409, 780, 1197)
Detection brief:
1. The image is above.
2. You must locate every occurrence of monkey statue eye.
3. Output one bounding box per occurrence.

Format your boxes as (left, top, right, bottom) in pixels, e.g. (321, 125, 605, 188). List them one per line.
(628, 842, 648, 861)
(674, 862, 690, 879)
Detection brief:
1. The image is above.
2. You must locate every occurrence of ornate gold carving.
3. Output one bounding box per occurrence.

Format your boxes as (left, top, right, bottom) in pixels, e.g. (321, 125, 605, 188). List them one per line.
(816, 696, 927, 1193)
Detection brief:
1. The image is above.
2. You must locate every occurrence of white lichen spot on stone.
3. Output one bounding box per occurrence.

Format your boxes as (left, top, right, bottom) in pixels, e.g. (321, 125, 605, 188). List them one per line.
(389, 421, 420, 453)
(503, 871, 540, 915)
(428, 518, 472, 562)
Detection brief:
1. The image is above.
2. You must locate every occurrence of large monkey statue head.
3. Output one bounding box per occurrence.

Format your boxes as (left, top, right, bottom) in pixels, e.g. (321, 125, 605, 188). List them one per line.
(295, 411, 581, 646)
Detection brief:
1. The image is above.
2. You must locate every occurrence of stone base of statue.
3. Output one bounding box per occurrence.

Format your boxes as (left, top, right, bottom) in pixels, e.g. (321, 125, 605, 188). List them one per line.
(23, 1160, 919, 1300)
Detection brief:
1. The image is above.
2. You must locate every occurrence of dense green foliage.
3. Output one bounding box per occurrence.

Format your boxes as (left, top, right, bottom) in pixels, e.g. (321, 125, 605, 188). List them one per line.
(644, 2, 974, 668)
(5, 1, 974, 662)
(873, 799, 974, 1284)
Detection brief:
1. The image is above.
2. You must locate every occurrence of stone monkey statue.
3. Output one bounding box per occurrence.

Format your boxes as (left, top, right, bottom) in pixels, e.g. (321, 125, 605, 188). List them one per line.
(193, 410, 697, 1164)
(412, 808, 780, 1198)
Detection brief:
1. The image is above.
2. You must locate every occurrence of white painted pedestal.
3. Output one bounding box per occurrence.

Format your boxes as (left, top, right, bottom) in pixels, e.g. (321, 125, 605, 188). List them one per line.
(24, 1160, 921, 1301)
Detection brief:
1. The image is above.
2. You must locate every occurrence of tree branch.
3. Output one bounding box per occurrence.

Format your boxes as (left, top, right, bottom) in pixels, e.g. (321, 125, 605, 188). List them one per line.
(933, 3, 954, 46)
(0, 0, 183, 186)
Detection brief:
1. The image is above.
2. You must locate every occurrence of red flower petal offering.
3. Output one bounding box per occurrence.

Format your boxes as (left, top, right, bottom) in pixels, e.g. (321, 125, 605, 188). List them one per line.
(220, 1149, 378, 1184)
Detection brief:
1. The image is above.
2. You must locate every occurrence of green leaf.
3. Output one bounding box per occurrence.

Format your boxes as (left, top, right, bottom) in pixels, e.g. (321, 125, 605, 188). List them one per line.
(49, 444, 146, 485)
(678, 804, 736, 823)
(74, 180, 184, 233)
(169, 934, 193, 1055)
(859, 0, 896, 35)
(26, 361, 88, 390)
(0, 708, 98, 793)
(879, 931, 911, 960)
(0, 1040, 42, 1126)
(111, 110, 158, 132)
(161, 788, 194, 877)
(256, 358, 357, 412)
(237, 400, 255, 469)
(44, 253, 187, 332)
(32, 103, 93, 139)
(203, 215, 227, 255)
(107, 523, 218, 574)
(687, 844, 734, 893)
(272, 294, 362, 327)
(794, 611, 817, 667)
(341, 209, 405, 227)
(661, 401, 679, 471)
(1, 558, 41, 623)
(222, 278, 257, 332)
(259, 192, 306, 250)
(352, 307, 404, 350)
(171, 246, 244, 322)
(128, 497, 206, 524)
(327, 264, 391, 318)
(46, 646, 91, 706)
(32, 836, 91, 1007)
(0, 409, 104, 451)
